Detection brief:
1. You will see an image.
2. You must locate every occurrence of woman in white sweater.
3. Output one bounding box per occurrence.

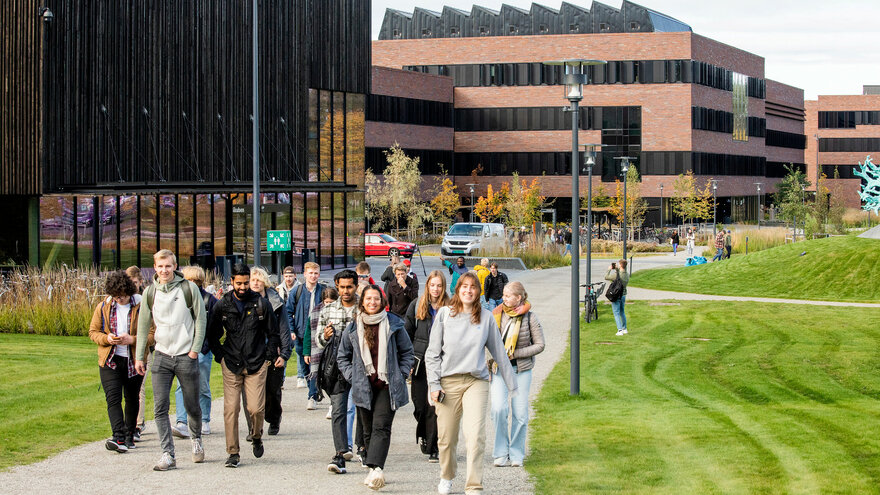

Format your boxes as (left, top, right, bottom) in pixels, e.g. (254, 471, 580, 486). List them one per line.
(425, 271, 517, 495)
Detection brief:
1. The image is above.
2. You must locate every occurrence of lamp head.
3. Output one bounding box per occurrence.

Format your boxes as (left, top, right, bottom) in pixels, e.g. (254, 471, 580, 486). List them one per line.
(40, 7, 53, 22)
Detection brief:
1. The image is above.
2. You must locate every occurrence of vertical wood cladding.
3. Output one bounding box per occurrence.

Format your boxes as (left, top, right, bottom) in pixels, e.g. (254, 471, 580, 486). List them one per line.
(1, 0, 370, 194)
(0, 0, 42, 195)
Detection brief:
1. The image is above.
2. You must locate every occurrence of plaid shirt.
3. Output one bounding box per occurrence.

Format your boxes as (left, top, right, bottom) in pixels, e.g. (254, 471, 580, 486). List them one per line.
(316, 299, 358, 349)
(714, 232, 725, 249)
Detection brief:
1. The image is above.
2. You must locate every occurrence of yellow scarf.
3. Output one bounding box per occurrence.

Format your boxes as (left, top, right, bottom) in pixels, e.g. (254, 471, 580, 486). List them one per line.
(493, 301, 531, 358)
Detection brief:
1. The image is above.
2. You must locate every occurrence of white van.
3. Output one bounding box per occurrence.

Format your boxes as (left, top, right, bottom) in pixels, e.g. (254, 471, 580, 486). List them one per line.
(440, 222, 505, 256)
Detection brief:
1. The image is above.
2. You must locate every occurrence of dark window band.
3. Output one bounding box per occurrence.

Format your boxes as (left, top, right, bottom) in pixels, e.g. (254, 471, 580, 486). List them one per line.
(454, 105, 640, 132)
(692, 106, 766, 137)
(404, 60, 765, 98)
(818, 111, 880, 129)
(766, 130, 807, 149)
(366, 94, 453, 127)
(821, 164, 863, 179)
(819, 137, 880, 152)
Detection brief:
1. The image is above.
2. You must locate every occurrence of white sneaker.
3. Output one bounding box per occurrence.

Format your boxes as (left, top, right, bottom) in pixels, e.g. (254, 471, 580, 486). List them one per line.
(326, 405, 333, 419)
(363, 468, 374, 485)
(367, 467, 385, 490)
(153, 452, 176, 471)
(296, 377, 307, 389)
(171, 421, 190, 438)
(191, 437, 204, 463)
(307, 398, 317, 410)
(202, 422, 211, 435)
(437, 478, 453, 495)
(615, 329, 626, 336)
(622, 329, 628, 335)
(494, 456, 510, 467)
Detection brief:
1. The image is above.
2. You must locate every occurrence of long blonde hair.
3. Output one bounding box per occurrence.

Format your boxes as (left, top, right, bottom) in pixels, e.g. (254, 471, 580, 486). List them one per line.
(416, 270, 450, 320)
(449, 271, 482, 324)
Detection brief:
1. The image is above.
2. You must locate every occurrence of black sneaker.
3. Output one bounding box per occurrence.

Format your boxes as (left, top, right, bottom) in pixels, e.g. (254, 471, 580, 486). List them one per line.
(124, 435, 136, 450)
(268, 424, 279, 436)
(132, 428, 142, 442)
(327, 454, 347, 474)
(105, 438, 128, 453)
(428, 451, 439, 463)
(225, 454, 240, 468)
(358, 447, 368, 468)
(418, 436, 428, 455)
(252, 438, 264, 458)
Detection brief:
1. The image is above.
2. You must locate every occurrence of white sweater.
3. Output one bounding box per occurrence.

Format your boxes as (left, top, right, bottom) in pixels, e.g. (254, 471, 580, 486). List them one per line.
(425, 306, 517, 394)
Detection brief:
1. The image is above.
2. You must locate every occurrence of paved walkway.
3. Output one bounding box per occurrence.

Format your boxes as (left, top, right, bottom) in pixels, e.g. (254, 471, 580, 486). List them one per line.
(626, 286, 880, 307)
(0, 264, 569, 494)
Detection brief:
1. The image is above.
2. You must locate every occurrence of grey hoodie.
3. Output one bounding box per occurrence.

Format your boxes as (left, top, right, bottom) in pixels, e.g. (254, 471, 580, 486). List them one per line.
(135, 271, 206, 360)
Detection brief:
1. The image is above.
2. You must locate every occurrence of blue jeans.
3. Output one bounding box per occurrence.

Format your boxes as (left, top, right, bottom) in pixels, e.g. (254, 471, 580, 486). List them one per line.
(712, 247, 723, 261)
(562, 243, 572, 257)
(611, 294, 627, 331)
(295, 340, 319, 400)
(175, 351, 213, 424)
(347, 388, 356, 448)
(486, 298, 502, 310)
(491, 368, 533, 464)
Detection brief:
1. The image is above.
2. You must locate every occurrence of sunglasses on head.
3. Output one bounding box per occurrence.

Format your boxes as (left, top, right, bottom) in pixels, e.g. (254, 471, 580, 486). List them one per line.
(358, 274, 370, 279)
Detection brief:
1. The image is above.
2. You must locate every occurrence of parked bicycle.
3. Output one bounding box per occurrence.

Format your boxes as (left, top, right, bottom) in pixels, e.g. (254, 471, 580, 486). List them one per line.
(581, 281, 606, 323)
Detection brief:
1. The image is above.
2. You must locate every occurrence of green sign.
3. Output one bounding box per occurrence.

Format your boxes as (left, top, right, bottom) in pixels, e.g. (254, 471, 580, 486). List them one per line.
(267, 230, 291, 251)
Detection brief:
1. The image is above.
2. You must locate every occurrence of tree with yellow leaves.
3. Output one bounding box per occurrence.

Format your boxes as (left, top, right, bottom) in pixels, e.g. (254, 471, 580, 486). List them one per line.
(474, 183, 508, 222)
(430, 167, 461, 224)
(505, 172, 545, 228)
(610, 165, 649, 240)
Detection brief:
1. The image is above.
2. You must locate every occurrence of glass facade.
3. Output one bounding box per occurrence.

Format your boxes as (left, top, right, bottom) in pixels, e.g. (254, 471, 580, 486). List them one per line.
(38, 88, 366, 272)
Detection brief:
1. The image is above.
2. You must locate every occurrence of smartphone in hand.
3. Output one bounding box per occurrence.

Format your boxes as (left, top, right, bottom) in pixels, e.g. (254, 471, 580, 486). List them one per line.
(436, 391, 446, 403)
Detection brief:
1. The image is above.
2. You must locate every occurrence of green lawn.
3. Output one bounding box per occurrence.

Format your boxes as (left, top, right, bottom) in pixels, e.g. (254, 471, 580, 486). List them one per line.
(629, 236, 880, 302)
(0, 334, 297, 470)
(528, 301, 880, 494)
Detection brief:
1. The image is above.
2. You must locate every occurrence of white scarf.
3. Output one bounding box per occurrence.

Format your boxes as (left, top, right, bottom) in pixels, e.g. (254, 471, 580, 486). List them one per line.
(357, 310, 389, 384)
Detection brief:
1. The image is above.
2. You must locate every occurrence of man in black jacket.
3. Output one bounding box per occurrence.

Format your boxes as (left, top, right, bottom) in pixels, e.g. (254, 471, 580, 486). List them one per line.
(483, 262, 509, 310)
(207, 263, 281, 468)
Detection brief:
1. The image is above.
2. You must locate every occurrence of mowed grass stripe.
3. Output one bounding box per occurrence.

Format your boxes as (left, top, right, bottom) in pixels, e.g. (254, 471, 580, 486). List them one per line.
(628, 236, 880, 302)
(529, 301, 880, 494)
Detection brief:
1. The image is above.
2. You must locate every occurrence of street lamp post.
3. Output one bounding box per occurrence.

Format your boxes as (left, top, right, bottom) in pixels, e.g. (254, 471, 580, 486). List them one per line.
(712, 179, 719, 236)
(614, 157, 635, 261)
(801, 184, 806, 238)
(252, 0, 261, 267)
(581, 143, 603, 323)
(543, 59, 605, 397)
(659, 183, 664, 228)
(466, 183, 476, 222)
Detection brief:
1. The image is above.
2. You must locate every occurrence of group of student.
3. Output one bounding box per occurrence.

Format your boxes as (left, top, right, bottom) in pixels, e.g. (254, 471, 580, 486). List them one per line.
(89, 249, 545, 494)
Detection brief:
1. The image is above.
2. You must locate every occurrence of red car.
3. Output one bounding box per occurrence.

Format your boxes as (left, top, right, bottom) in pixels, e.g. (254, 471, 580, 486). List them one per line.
(364, 233, 415, 258)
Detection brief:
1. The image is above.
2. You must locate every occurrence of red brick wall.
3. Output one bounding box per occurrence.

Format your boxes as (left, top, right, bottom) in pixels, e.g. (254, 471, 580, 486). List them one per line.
(373, 32, 694, 67)
(766, 79, 804, 109)
(366, 122, 453, 150)
(690, 34, 764, 78)
(370, 66, 453, 102)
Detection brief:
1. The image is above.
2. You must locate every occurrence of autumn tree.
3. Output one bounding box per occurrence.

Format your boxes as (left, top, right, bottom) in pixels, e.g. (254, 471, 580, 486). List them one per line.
(610, 165, 649, 240)
(670, 171, 715, 225)
(505, 172, 545, 228)
(430, 167, 461, 225)
(365, 145, 433, 236)
(774, 164, 812, 234)
(474, 183, 508, 222)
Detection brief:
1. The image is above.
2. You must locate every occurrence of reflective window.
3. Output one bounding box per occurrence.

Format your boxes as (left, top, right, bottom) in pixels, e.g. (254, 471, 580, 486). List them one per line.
(178, 194, 195, 262)
(319, 90, 332, 182)
(159, 195, 176, 253)
(140, 195, 157, 265)
(232, 193, 248, 260)
(306, 192, 318, 258)
(732, 72, 749, 142)
(213, 194, 227, 257)
(320, 193, 333, 267)
(291, 192, 304, 253)
(347, 192, 365, 264)
(333, 192, 346, 267)
(346, 93, 365, 188)
(39, 196, 75, 267)
(119, 195, 138, 269)
(308, 89, 319, 181)
(333, 92, 346, 182)
(100, 196, 117, 268)
(76, 197, 96, 266)
(195, 194, 212, 259)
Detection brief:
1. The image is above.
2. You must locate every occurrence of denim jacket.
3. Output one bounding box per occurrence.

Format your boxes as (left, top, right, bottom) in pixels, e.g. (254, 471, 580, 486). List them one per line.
(337, 313, 414, 411)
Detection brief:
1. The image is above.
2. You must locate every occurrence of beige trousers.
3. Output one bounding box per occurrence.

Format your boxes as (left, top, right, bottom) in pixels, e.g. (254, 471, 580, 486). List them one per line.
(136, 349, 150, 425)
(221, 359, 268, 454)
(435, 373, 491, 491)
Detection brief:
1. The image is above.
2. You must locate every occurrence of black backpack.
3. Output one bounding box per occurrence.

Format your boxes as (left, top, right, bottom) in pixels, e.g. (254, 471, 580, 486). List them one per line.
(605, 270, 624, 302)
(318, 328, 344, 394)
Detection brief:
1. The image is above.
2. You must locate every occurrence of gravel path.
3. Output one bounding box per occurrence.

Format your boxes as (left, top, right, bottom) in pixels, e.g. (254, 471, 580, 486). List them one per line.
(0, 264, 571, 494)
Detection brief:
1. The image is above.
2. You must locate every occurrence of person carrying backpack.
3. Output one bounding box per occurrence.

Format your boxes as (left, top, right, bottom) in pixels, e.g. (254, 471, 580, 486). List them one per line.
(604, 259, 630, 336)
(285, 261, 326, 410)
(316, 270, 360, 474)
(206, 263, 282, 468)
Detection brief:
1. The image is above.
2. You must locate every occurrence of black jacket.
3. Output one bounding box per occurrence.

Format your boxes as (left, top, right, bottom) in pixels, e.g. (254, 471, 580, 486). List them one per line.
(207, 290, 280, 375)
(388, 276, 418, 317)
(403, 298, 433, 364)
(199, 288, 219, 355)
(483, 272, 509, 301)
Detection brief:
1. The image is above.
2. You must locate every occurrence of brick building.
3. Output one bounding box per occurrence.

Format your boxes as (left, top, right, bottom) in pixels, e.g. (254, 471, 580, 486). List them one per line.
(367, 1, 808, 224)
(805, 87, 880, 208)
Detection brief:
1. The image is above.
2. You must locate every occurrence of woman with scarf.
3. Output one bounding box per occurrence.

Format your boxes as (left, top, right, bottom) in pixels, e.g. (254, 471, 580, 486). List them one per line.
(488, 281, 544, 468)
(404, 270, 450, 463)
(337, 285, 414, 490)
(89, 270, 145, 453)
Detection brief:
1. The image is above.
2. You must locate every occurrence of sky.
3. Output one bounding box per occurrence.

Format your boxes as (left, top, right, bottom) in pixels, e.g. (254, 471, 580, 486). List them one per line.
(371, 0, 880, 100)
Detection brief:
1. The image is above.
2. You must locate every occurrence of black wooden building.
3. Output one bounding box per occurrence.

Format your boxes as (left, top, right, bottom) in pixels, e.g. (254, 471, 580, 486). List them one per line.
(1, 0, 371, 270)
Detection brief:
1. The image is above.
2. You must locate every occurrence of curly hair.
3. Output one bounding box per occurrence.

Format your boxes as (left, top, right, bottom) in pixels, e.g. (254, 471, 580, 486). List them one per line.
(105, 270, 138, 298)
